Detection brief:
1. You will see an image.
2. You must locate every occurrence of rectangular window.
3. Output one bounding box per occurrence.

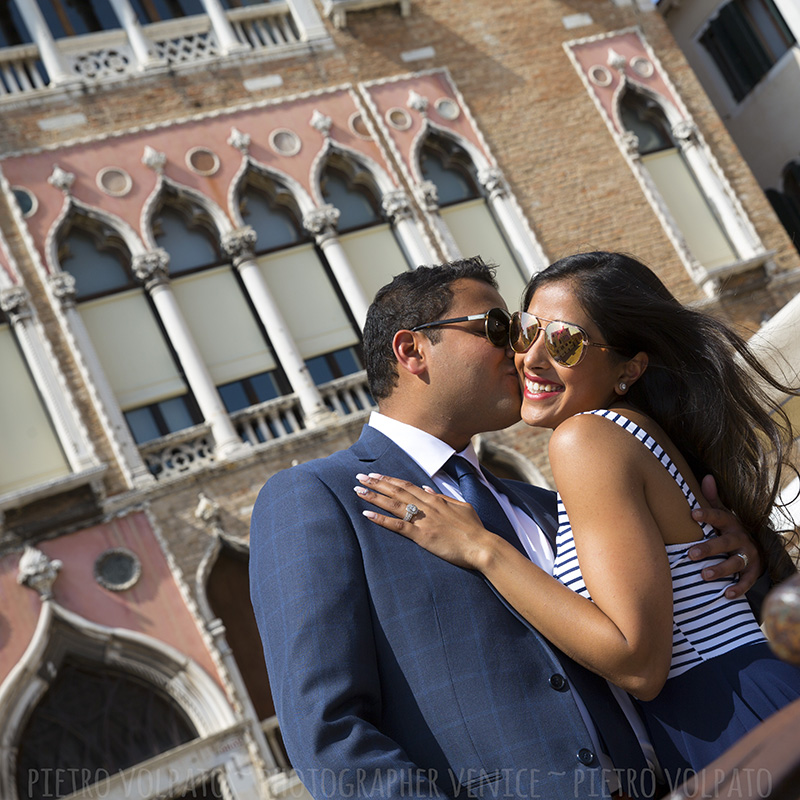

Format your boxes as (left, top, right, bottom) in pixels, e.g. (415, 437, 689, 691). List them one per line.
(700, 0, 795, 102)
(338, 223, 410, 304)
(0, 323, 70, 494)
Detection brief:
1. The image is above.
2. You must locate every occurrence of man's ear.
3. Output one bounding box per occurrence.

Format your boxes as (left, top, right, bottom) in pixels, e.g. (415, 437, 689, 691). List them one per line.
(393, 330, 428, 377)
(616, 351, 648, 395)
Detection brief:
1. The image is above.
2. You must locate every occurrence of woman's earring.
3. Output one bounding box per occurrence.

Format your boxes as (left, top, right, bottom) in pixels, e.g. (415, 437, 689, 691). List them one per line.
(619, 382, 627, 392)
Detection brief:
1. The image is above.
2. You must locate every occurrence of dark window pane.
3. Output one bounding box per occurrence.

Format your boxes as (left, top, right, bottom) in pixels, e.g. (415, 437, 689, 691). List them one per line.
(61, 228, 134, 300)
(419, 138, 481, 207)
(40, 0, 121, 38)
(333, 347, 361, 376)
(129, 0, 205, 24)
(0, 0, 32, 46)
(16, 660, 196, 800)
(249, 371, 281, 402)
(218, 382, 251, 413)
(321, 171, 381, 232)
(619, 92, 673, 155)
(125, 407, 162, 444)
(305, 354, 334, 385)
(159, 395, 197, 432)
(154, 206, 220, 276)
(241, 190, 303, 252)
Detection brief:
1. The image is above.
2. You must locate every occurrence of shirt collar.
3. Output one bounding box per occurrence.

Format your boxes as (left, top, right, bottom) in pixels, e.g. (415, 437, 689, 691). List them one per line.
(368, 411, 480, 478)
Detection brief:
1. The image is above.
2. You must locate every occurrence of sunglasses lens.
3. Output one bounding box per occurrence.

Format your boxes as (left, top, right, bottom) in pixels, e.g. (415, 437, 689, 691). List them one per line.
(544, 322, 586, 366)
(486, 308, 511, 347)
(510, 312, 539, 353)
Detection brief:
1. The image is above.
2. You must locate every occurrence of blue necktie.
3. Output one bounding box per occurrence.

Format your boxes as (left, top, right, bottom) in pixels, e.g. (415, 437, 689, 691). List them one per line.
(443, 455, 527, 557)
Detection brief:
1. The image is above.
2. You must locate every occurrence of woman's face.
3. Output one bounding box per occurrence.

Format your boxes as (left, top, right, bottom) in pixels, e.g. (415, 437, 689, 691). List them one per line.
(514, 280, 630, 430)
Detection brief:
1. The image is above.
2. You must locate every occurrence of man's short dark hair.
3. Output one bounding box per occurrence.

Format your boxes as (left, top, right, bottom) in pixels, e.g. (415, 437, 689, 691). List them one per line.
(363, 256, 498, 401)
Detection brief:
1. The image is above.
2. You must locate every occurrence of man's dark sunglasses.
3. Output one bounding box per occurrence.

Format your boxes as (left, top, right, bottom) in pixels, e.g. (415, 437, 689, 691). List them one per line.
(411, 307, 511, 348)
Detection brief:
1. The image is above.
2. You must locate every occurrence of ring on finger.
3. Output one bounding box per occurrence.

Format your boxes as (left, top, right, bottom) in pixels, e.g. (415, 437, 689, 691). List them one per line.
(735, 551, 749, 570)
(403, 503, 419, 522)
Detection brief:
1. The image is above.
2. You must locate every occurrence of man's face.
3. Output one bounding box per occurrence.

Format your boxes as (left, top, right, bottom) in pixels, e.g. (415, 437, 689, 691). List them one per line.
(423, 278, 521, 444)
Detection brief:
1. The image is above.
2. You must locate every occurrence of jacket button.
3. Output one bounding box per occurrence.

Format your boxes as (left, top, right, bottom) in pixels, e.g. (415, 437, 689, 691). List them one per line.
(549, 673, 567, 691)
(577, 748, 596, 766)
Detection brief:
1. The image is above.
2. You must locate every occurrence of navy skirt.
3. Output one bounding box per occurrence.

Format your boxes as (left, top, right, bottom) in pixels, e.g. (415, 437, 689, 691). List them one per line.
(637, 643, 800, 782)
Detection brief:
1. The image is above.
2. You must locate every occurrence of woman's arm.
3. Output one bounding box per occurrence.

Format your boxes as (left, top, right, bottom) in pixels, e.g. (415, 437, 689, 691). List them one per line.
(356, 416, 674, 700)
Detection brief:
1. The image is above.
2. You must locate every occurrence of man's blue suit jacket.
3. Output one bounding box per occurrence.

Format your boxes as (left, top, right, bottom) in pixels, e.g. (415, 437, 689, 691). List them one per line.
(250, 425, 635, 799)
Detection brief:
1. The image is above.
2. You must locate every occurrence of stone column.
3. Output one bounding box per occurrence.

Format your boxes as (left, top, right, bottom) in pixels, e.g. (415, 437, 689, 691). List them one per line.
(222, 227, 333, 426)
(12, 0, 78, 86)
(381, 190, 435, 268)
(108, 0, 165, 69)
(133, 250, 246, 459)
(199, 0, 249, 53)
(303, 205, 371, 330)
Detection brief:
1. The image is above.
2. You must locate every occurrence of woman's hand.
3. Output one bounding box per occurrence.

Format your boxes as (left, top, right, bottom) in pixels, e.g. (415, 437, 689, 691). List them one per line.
(354, 473, 495, 570)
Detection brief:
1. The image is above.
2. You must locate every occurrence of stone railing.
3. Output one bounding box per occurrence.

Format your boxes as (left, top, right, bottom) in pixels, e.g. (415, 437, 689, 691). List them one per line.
(319, 371, 376, 417)
(0, 2, 313, 101)
(137, 371, 373, 479)
(139, 423, 216, 480)
(0, 43, 47, 97)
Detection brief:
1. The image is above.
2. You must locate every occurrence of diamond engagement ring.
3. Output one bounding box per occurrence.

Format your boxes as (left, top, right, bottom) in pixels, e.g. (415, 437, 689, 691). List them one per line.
(403, 503, 419, 522)
(735, 552, 749, 570)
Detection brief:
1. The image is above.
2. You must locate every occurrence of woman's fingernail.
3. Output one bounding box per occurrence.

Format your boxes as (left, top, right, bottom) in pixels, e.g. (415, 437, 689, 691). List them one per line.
(356, 473, 370, 482)
(362, 510, 378, 519)
(422, 485, 434, 493)
(354, 486, 368, 495)
(368, 473, 382, 479)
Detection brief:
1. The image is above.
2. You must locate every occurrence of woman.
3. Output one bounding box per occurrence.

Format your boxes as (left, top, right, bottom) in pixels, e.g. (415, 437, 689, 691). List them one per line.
(355, 251, 800, 777)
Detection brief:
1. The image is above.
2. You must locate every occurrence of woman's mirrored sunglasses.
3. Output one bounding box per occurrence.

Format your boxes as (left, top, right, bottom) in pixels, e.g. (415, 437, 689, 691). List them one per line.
(509, 311, 623, 367)
(411, 307, 511, 347)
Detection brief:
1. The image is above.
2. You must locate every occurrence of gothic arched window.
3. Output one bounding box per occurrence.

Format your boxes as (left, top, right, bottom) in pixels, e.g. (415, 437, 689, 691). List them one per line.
(152, 191, 287, 415)
(59, 215, 201, 445)
(620, 89, 737, 270)
(16, 659, 197, 800)
(242, 171, 364, 389)
(419, 133, 527, 305)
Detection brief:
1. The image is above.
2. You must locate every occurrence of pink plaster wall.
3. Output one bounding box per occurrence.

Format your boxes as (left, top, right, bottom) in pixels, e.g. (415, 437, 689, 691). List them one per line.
(0, 512, 222, 691)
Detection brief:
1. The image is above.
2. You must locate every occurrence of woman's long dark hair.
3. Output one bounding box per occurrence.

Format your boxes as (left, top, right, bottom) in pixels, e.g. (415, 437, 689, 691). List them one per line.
(524, 251, 798, 582)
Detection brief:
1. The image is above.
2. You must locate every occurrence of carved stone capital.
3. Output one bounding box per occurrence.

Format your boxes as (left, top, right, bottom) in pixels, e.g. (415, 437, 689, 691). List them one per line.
(17, 545, 62, 601)
(310, 110, 332, 137)
(0, 286, 32, 320)
(478, 167, 508, 198)
(621, 131, 641, 157)
(49, 271, 77, 306)
(672, 120, 698, 144)
(133, 249, 170, 288)
(417, 180, 439, 211)
(48, 165, 75, 195)
(607, 47, 627, 73)
(381, 190, 414, 222)
(303, 205, 340, 237)
(228, 127, 251, 155)
(142, 145, 167, 174)
(222, 226, 257, 264)
(407, 90, 429, 115)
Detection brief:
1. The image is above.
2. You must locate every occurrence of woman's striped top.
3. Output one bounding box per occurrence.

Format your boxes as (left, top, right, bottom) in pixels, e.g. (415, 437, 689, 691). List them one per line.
(552, 409, 765, 679)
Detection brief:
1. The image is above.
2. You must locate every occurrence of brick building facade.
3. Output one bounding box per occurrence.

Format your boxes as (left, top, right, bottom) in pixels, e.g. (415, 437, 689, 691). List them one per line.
(1, 1, 798, 799)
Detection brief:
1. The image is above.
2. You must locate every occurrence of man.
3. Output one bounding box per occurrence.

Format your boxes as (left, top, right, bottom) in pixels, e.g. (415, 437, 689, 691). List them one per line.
(250, 258, 761, 799)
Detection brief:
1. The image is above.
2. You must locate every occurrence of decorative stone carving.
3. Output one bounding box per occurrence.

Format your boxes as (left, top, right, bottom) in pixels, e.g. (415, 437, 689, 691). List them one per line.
(228, 127, 251, 155)
(621, 131, 640, 157)
(303, 205, 340, 236)
(17, 546, 62, 601)
(0, 286, 31, 320)
(672, 120, 698, 144)
(310, 110, 332, 137)
(142, 145, 167, 174)
(133, 249, 170, 287)
(418, 180, 439, 211)
(48, 165, 75, 195)
(381, 190, 414, 222)
(407, 90, 429, 115)
(49, 272, 77, 306)
(222, 226, 258, 264)
(607, 47, 627, 73)
(478, 167, 508, 199)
